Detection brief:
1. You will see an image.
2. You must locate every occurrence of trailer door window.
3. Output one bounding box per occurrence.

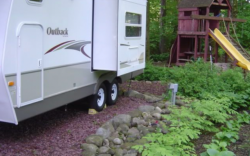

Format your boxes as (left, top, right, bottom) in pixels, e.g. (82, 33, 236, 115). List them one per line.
(125, 12, 142, 37)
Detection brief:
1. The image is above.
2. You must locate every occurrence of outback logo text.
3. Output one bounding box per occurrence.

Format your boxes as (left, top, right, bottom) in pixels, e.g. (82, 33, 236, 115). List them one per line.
(47, 27, 68, 36)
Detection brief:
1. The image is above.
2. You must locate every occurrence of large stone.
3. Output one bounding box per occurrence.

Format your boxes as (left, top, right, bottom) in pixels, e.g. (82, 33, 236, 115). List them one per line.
(116, 124, 129, 134)
(128, 110, 142, 118)
(112, 114, 132, 129)
(126, 90, 144, 99)
(162, 109, 171, 114)
(98, 146, 110, 154)
(97, 154, 111, 156)
(108, 131, 119, 142)
(152, 113, 161, 120)
(152, 102, 166, 109)
(124, 154, 137, 156)
(113, 138, 123, 145)
(126, 137, 136, 142)
(165, 101, 172, 107)
(108, 149, 115, 155)
(86, 135, 104, 147)
(176, 100, 186, 106)
(81, 151, 96, 156)
(114, 148, 123, 156)
(131, 117, 147, 127)
(148, 127, 156, 133)
(141, 112, 152, 120)
(103, 139, 109, 147)
(155, 107, 162, 113)
(159, 121, 168, 134)
(121, 142, 137, 150)
(127, 149, 138, 154)
(127, 127, 140, 140)
(144, 95, 162, 103)
(137, 125, 150, 136)
(96, 121, 115, 139)
(134, 138, 148, 145)
(81, 143, 98, 154)
(139, 105, 155, 112)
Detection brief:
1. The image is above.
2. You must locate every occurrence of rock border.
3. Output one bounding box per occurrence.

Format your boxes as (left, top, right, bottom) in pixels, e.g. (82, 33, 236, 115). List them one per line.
(81, 90, 176, 156)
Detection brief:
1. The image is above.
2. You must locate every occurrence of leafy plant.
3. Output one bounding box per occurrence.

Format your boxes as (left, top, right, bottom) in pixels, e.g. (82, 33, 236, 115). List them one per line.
(150, 53, 169, 62)
(201, 149, 235, 156)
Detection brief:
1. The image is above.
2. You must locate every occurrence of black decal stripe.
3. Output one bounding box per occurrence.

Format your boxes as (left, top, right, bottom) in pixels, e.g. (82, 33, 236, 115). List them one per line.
(80, 45, 91, 58)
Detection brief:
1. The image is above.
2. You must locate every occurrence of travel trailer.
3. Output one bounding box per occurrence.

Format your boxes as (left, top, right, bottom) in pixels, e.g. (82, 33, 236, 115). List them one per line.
(0, 0, 147, 124)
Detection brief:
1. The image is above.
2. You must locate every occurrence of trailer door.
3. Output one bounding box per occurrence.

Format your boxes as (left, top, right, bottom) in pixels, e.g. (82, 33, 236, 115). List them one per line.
(117, 0, 146, 76)
(17, 24, 43, 107)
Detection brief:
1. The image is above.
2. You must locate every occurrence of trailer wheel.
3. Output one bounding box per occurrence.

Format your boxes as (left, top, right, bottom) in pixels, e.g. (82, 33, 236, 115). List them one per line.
(107, 79, 119, 106)
(92, 84, 106, 112)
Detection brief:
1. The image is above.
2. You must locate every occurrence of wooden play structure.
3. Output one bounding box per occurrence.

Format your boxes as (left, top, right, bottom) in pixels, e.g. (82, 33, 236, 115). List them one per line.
(170, 0, 249, 69)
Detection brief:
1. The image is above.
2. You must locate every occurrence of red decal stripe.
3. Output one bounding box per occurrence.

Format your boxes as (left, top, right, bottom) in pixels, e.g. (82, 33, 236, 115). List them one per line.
(45, 40, 75, 54)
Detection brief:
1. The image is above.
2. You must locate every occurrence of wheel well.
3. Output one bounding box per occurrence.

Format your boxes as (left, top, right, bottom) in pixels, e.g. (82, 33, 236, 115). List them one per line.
(102, 80, 110, 90)
(116, 77, 122, 84)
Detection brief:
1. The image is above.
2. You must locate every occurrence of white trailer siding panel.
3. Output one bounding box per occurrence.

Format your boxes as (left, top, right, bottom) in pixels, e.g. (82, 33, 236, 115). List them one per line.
(93, 0, 118, 71)
(92, 0, 147, 75)
(0, 0, 18, 124)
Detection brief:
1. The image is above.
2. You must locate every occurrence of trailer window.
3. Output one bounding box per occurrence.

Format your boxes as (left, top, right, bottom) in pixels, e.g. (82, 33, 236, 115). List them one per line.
(125, 12, 142, 37)
(126, 13, 141, 24)
(126, 27, 141, 37)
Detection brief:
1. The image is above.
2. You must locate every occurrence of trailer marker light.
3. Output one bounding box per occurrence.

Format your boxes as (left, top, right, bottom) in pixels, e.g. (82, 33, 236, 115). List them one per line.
(8, 81, 15, 86)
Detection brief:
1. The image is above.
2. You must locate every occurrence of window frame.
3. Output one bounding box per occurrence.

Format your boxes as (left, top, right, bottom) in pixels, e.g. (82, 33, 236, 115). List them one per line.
(125, 12, 142, 38)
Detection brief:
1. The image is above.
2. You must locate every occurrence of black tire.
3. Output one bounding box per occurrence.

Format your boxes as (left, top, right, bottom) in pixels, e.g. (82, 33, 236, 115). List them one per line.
(107, 79, 119, 106)
(91, 84, 106, 112)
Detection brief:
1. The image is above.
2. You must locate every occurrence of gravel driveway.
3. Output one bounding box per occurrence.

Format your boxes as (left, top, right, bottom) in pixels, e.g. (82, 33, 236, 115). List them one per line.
(0, 81, 166, 156)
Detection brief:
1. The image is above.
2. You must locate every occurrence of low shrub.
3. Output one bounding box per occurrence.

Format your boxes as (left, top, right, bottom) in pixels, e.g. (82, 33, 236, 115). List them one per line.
(135, 61, 169, 81)
(150, 53, 169, 62)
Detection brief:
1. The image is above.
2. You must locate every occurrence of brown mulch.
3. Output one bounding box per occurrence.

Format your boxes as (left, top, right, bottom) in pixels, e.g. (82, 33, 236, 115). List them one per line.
(0, 81, 166, 156)
(228, 124, 250, 156)
(120, 80, 167, 96)
(0, 80, 248, 156)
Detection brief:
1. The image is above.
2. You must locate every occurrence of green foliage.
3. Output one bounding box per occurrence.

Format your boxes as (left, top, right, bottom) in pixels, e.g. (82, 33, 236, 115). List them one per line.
(137, 62, 250, 110)
(234, 0, 250, 51)
(134, 61, 250, 155)
(133, 95, 236, 156)
(200, 149, 235, 156)
(150, 53, 169, 62)
(201, 111, 250, 156)
(135, 62, 169, 81)
(148, 0, 178, 53)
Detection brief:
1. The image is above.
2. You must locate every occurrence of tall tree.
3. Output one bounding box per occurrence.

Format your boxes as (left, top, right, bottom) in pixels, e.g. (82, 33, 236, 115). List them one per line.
(146, 0, 151, 60)
(159, 0, 167, 54)
(232, 0, 238, 18)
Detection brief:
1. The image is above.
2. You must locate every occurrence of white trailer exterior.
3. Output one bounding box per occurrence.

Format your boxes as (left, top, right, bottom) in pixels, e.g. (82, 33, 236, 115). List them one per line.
(0, 0, 147, 124)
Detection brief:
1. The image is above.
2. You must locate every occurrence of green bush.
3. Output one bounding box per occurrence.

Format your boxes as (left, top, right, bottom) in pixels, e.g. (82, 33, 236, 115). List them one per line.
(150, 53, 169, 62)
(137, 61, 250, 109)
(135, 61, 169, 81)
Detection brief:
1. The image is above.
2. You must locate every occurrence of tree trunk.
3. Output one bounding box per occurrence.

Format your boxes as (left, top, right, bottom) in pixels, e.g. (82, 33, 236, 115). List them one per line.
(232, 0, 238, 18)
(146, 0, 151, 61)
(159, 0, 167, 54)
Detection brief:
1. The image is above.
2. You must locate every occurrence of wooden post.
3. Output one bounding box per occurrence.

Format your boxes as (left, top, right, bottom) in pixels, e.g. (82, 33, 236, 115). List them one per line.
(215, 43, 218, 63)
(227, 10, 231, 33)
(194, 35, 198, 59)
(204, 7, 210, 61)
(177, 35, 180, 65)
